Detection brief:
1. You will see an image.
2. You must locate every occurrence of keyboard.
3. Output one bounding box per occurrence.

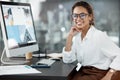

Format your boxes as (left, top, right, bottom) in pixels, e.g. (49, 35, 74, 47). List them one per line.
(36, 59, 55, 66)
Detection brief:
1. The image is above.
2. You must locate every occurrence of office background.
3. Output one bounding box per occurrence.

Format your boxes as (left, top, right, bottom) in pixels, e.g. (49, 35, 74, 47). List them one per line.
(0, 0, 120, 55)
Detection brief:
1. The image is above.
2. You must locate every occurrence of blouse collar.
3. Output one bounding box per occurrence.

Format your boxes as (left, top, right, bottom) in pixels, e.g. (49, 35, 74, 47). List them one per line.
(79, 25, 96, 40)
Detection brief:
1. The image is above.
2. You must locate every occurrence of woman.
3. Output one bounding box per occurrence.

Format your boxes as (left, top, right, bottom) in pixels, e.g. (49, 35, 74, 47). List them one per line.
(62, 1, 120, 80)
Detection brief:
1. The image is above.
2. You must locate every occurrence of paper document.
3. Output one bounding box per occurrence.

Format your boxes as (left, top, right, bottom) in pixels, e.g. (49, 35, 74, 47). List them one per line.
(0, 65, 41, 75)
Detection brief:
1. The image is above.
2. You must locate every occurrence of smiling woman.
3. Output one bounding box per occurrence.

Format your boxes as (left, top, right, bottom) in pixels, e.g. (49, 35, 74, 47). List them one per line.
(62, 1, 120, 80)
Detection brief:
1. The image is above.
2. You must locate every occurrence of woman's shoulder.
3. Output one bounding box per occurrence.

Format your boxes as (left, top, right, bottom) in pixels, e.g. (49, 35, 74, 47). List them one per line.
(93, 27, 109, 41)
(93, 27, 107, 36)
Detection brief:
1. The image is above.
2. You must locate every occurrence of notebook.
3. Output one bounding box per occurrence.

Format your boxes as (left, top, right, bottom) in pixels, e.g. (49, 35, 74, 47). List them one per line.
(0, 65, 41, 75)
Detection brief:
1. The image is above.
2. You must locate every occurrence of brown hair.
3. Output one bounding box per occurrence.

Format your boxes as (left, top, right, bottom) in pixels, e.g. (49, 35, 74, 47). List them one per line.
(72, 1, 94, 25)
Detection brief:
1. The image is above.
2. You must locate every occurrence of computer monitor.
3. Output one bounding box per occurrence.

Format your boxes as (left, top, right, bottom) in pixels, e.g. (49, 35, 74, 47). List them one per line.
(0, 1, 39, 58)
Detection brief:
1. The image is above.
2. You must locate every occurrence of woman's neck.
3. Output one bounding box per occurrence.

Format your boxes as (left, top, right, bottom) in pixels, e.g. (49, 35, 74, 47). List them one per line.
(81, 25, 91, 40)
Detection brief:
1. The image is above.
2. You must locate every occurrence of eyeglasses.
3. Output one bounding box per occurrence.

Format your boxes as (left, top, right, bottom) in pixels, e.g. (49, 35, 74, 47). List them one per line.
(72, 13, 88, 19)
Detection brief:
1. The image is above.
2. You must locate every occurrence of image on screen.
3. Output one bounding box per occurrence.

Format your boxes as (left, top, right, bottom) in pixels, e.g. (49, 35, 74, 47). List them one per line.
(2, 5, 37, 49)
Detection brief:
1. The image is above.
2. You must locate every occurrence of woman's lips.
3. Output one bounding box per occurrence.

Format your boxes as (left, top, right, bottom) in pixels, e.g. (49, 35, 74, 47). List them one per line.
(76, 22, 82, 26)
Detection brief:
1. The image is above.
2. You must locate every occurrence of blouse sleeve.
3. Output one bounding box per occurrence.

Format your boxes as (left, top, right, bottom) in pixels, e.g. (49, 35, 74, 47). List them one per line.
(62, 37, 77, 63)
(100, 32, 120, 70)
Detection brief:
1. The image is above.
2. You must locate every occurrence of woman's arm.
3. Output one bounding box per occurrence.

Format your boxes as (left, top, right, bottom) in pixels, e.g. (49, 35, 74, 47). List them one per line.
(100, 32, 120, 80)
(62, 26, 80, 63)
(65, 34, 73, 51)
(65, 26, 80, 51)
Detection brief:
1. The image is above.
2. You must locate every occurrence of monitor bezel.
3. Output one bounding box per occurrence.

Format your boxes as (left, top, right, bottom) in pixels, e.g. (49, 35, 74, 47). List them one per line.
(0, 1, 38, 49)
(0, 1, 39, 57)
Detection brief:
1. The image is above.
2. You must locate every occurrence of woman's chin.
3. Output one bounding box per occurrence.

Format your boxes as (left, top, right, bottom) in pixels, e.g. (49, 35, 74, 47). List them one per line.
(76, 25, 83, 30)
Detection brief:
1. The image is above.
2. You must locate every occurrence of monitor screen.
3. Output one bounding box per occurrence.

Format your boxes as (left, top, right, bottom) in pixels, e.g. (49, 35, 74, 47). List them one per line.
(0, 1, 39, 57)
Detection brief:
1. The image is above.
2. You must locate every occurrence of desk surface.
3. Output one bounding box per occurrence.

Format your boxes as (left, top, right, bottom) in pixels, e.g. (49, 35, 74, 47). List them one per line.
(0, 58, 76, 80)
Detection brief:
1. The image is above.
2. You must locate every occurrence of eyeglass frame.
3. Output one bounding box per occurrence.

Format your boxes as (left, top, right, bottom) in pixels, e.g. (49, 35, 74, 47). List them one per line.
(72, 13, 89, 20)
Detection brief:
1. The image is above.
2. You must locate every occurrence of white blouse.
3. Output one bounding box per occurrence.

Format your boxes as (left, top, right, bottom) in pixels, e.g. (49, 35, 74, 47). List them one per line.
(62, 26, 120, 70)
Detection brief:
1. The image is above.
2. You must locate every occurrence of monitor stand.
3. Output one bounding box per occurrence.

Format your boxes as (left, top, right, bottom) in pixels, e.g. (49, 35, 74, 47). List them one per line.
(0, 48, 29, 65)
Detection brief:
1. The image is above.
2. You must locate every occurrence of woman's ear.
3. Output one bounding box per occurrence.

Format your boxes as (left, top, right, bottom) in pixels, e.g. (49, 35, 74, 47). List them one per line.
(89, 14, 92, 21)
(89, 14, 93, 25)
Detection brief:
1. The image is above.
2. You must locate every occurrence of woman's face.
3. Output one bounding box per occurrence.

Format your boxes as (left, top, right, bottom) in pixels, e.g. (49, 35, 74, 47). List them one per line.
(72, 6, 92, 30)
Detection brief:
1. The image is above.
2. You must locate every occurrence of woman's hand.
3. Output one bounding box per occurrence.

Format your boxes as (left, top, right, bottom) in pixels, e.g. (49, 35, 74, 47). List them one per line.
(101, 69, 116, 80)
(101, 73, 112, 80)
(68, 26, 81, 37)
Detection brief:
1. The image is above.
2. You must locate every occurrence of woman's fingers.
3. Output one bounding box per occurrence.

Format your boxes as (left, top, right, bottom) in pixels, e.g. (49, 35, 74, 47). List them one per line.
(72, 26, 81, 32)
(69, 26, 81, 36)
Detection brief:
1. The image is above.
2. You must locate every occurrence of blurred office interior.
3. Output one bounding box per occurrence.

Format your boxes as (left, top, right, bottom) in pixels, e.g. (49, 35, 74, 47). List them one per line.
(0, 0, 120, 54)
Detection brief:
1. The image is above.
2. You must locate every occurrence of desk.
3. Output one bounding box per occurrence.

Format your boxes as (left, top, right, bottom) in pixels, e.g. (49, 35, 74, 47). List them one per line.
(0, 58, 76, 80)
